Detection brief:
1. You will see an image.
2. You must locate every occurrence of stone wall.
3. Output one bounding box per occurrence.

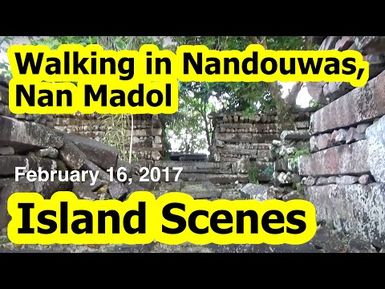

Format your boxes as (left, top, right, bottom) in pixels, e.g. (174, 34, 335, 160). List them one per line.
(271, 111, 311, 200)
(129, 114, 163, 161)
(299, 36, 385, 249)
(0, 80, 133, 230)
(46, 114, 163, 161)
(211, 110, 311, 185)
(212, 112, 279, 161)
(47, 113, 106, 141)
(211, 112, 280, 183)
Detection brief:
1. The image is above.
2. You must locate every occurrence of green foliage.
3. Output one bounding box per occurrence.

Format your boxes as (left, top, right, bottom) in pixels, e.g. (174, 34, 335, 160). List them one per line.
(265, 36, 305, 50)
(294, 182, 305, 194)
(291, 147, 310, 159)
(248, 164, 260, 184)
(309, 99, 322, 110)
(0, 36, 13, 79)
(101, 114, 135, 161)
(288, 146, 310, 173)
(29, 36, 97, 48)
(165, 86, 209, 153)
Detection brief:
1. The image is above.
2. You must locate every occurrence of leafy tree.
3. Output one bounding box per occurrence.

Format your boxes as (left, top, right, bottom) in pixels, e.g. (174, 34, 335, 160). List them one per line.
(163, 36, 306, 155)
(170, 36, 305, 113)
(167, 82, 215, 153)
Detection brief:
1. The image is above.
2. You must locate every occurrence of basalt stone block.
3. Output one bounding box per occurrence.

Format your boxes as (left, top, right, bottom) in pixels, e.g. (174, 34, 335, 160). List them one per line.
(0, 156, 32, 176)
(108, 181, 129, 199)
(35, 147, 59, 159)
(0, 116, 63, 152)
(240, 183, 270, 200)
(0, 179, 35, 229)
(280, 130, 310, 141)
(59, 140, 87, 170)
(354, 36, 385, 55)
(335, 36, 354, 51)
(65, 134, 118, 170)
(180, 181, 222, 199)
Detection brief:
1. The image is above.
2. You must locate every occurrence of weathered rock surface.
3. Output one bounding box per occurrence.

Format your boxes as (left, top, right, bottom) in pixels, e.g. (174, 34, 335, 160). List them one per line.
(303, 176, 316, 186)
(215, 132, 279, 143)
(0, 155, 57, 176)
(0, 116, 63, 152)
(282, 190, 302, 201)
(310, 71, 385, 134)
(333, 129, 347, 145)
(358, 174, 373, 185)
(299, 140, 369, 176)
(0, 156, 32, 176)
(179, 181, 222, 199)
(316, 177, 329, 185)
(280, 130, 310, 141)
(354, 36, 385, 54)
(366, 115, 385, 182)
(65, 134, 118, 170)
(307, 184, 385, 247)
(108, 181, 129, 199)
(72, 177, 107, 200)
(312, 134, 328, 151)
(59, 140, 87, 170)
(240, 183, 270, 200)
(35, 147, 59, 159)
(274, 158, 289, 172)
(34, 177, 72, 198)
(366, 54, 385, 78)
(336, 175, 358, 185)
(221, 190, 243, 200)
(83, 159, 110, 182)
(276, 172, 300, 185)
